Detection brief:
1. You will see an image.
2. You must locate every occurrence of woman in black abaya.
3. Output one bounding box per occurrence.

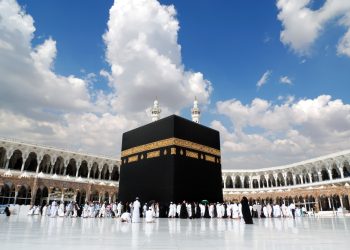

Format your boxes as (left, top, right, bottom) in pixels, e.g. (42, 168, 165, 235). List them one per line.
(241, 196, 253, 224)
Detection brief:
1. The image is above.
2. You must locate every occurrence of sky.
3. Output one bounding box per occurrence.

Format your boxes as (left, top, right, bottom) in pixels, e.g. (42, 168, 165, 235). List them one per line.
(0, 0, 349, 169)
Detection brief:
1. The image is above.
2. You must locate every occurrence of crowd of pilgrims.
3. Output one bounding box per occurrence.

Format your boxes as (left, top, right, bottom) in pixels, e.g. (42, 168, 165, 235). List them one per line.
(27, 197, 301, 224)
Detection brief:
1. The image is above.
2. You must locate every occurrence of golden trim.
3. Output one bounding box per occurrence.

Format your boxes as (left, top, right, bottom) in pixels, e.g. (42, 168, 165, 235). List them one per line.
(147, 150, 160, 159)
(205, 155, 215, 163)
(121, 137, 220, 157)
(128, 155, 138, 163)
(186, 150, 198, 159)
(170, 147, 176, 155)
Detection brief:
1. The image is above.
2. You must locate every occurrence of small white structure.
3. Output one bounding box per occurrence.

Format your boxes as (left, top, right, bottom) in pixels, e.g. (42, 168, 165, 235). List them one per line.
(191, 97, 200, 124)
(151, 99, 161, 122)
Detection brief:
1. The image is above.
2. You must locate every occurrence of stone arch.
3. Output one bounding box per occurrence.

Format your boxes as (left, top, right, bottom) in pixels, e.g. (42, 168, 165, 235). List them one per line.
(0, 182, 15, 204)
(35, 186, 49, 206)
(53, 156, 65, 175)
(78, 160, 89, 178)
(252, 179, 259, 189)
(50, 187, 62, 201)
(321, 167, 329, 181)
(225, 176, 233, 188)
(66, 159, 77, 177)
(103, 191, 109, 203)
(311, 167, 319, 182)
(90, 162, 99, 179)
(101, 164, 110, 180)
(38, 154, 51, 173)
(277, 173, 285, 186)
(268, 174, 276, 187)
(286, 172, 293, 186)
(331, 163, 340, 179)
(295, 174, 302, 184)
(90, 190, 99, 202)
(235, 176, 242, 188)
(302, 169, 310, 183)
(24, 152, 38, 172)
(343, 160, 350, 177)
(243, 176, 250, 188)
(16, 185, 31, 205)
(111, 165, 119, 181)
(64, 188, 75, 201)
(260, 175, 267, 188)
(8, 149, 23, 170)
(76, 189, 87, 205)
(0, 147, 6, 168)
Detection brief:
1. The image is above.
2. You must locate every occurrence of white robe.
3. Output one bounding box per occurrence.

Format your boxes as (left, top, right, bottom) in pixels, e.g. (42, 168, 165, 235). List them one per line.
(168, 203, 176, 218)
(42, 206, 47, 217)
(263, 206, 268, 218)
(121, 212, 131, 223)
(176, 204, 181, 217)
(27, 206, 35, 216)
(132, 200, 141, 223)
(58, 203, 65, 217)
(34, 206, 40, 215)
(50, 201, 58, 217)
(145, 210, 154, 223)
(232, 203, 239, 219)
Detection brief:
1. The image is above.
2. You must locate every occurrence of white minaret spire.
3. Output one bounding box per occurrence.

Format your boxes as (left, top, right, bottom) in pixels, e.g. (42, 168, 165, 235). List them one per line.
(151, 98, 161, 122)
(191, 96, 200, 123)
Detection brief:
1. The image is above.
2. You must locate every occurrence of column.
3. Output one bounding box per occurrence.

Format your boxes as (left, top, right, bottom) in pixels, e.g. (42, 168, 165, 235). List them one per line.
(292, 175, 296, 185)
(282, 173, 287, 186)
(87, 169, 91, 179)
(300, 176, 304, 184)
(308, 173, 313, 183)
(339, 195, 344, 208)
(339, 167, 344, 179)
(20, 157, 27, 172)
(258, 178, 261, 189)
(14, 191, 18, 205)
(328, 169, 333, 180)
(35, 158, 42, 174)
(223, 176, 227, 189)
(50, 159, 55, 175)
(61, 189, 65, 202)
(4, 158, 9, 170)
(318, 171, 322, 181)
(76, 162, 81, 178)
(328, 197, 332, 209)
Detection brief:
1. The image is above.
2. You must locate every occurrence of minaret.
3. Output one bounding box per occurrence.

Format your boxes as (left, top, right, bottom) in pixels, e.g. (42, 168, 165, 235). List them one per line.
(151, 98, 161, 122)
(191, 97, 200, 123)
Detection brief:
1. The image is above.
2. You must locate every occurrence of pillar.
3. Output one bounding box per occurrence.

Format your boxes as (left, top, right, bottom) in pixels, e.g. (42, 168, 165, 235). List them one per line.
(4, 158, 9, 170)
(318, 172, 322, 181)
(339, 167, 344, 179)
(340, 195, 344, 208)
(292, 175, 296, 185)
(87, 169, 91, 179)
(328, 169, 333, 180)
(223, 176, 226, 189)
(300, 176, 304, 184)
(309, 173, 313, 183)
(328, 197, 332, 209)
(20, 157, 27, 172)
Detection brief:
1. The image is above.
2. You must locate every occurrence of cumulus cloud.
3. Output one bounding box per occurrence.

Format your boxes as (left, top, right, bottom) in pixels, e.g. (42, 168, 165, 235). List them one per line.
(215, 95, 350, 168)
(280, 76, 292, 85)
(277, 0, 350, 56)
(103, 0, 212, 114)
(0, 0, 212, 156)
(256, 70, 272, 88)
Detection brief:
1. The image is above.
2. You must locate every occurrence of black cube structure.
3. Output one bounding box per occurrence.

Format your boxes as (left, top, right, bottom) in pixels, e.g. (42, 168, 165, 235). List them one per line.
(118, 115, 223, 204)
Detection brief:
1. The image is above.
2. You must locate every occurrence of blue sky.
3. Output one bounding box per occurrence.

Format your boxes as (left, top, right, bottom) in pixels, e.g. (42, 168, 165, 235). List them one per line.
(1, 0, 350, 169)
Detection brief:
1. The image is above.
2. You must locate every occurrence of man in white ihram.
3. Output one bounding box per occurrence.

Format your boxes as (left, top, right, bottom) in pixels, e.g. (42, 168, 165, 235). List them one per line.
(132, 197, 141, 223)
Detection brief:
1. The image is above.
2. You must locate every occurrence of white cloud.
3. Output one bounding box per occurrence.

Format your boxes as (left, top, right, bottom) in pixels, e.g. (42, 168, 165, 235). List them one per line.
(103, 0, 212, 114)
(280, 76, 292, 85)
(256, 70, 272, 88)
(277, 0, 350, 56)
(215, 95, 350, 168)
(0, 0, 213, 157)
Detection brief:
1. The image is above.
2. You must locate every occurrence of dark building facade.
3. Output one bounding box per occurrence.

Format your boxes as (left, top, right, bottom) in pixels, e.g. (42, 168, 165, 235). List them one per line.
(118, 115, 223, 204)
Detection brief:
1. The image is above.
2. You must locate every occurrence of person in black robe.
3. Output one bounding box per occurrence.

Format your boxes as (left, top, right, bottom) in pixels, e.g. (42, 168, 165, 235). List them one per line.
(190, 202, 196, 219)
(222, 203, 228, 218)
(4, 206, 11, 216)
(213, 203, 218, 218)
(241, 196, 253, 224)
(180, 200, 188, 219)
(195, 202, 201, 218)
(204, 204, 210, 218)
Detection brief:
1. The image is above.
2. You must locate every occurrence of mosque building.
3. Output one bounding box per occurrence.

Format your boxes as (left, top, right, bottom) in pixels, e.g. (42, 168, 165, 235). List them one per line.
(0, 99, 350, 213)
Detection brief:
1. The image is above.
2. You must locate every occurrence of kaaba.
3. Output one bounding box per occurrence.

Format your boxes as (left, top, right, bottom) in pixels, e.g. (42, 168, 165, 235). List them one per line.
(118, 115, 223, 204)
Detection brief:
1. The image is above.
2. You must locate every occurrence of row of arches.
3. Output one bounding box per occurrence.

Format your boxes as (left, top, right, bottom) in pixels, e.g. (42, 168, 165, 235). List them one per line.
(0, 148, 119, 181)
(226, 194, 350, 212)
(0, 182, 118, 206)
(223, 161, 350, 189)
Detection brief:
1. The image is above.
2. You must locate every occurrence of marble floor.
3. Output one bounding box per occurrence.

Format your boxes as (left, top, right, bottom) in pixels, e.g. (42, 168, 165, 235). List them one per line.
(0, 216, 349, 250)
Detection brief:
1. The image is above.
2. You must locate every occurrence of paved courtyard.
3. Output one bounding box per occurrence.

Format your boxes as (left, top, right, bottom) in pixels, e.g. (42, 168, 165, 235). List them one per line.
(0, 216, 349, 250)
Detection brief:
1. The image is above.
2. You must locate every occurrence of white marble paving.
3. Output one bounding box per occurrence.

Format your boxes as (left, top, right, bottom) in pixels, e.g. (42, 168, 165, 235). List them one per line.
(0, 216, 349, 250)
